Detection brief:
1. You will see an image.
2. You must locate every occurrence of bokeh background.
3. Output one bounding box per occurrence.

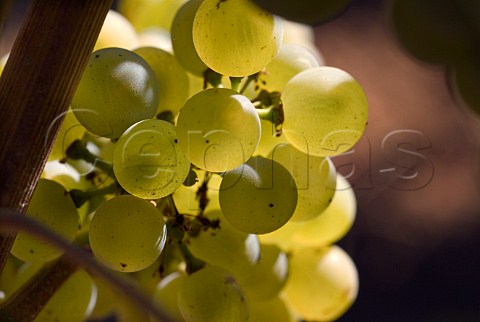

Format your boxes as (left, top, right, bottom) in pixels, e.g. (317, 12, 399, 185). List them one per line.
(1, 0, 480, 321)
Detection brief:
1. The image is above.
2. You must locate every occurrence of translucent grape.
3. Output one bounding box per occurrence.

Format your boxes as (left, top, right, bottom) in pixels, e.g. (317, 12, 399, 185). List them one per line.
(178, 266, 248, 322)
(176, 88, 261, 172)
(11, 179, 79, 263)
(47, 109, 86, 161)
(171, 0, 209, 75)
(219, 156, 297, 234)
(282, 66, 368, 157)
(257, 44, 320, 93)
(137, 28, 173, 53)
(283, 245, 359, 321)
(150, 271, 186, 322)
(282, 21, 323, 61)
(270, 143, 336, 221)
(261, 174, 356, 249)
(113, 119, 191, 199)
(192, 0, 283, 77)
(94, 10, 139, 51)
(254, 119, 288, 157)
(241, 244, 288, 300)
(252, 0, 352, 25)
(134, 47, 190, 115)
(118, 0, 187, 31)
(249, 296, 295, 322)
(89, 195, 166, 272)
(291, 174, 356, 247)
(72, 47, 159, 139)
(35, 270, 97, 322)
(185, 210, 260, 282)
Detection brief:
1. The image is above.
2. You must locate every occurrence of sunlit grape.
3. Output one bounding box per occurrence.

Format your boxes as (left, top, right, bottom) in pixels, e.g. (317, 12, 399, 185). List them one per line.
(113, 119, 191, 199)
(11, 179, 79, 263)
(72, 48, 159, 138)
(94, 10, 138, 51)
(283, 245, 359, 321)
(178, 265, 248, 322)
(193, 0, 283, 76)
(282, 66, 368, 157)
(186, 210, 260, 282)
(89, 195, 166, 272)
(219, 156, 297, 234)
(176, 88, 261, 172)
(134, 47, 190, 116)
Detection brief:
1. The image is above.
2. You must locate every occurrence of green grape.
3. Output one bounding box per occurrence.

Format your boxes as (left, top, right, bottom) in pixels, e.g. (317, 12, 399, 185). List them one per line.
(248, 296, 295, 322)
(48, 109, 86, 161)
(173, 170, 222, 215)
(35, 270, 97, 322)
(94, 10, 139, 51)
(390, 0, 478, 65)
(42, 160, 93, 223)
(219, 156, 297, 234)
(261, 174, 356, 249)
(178, 265, 248, 322)
(11, 179, 79, 263)
(241, 244, 288, 300)
(186, 210, 260, 282)
(270, 143, 336, 221)
(282, 66, 368, 157)
(113, 119, 191, 199)
(171, 0, 209, 76)
(192, 0, 283, 77)
(72, 47, 159, 139)
(282, 21, 323, 61)
(134, 47, 190, 115)
(252, 0, 352, 26)
(257, 44, 320, 93)
(137, 27, 173, 53)
(150, 271, 187, 322)
(283, 245, 359, 321)
(118, 0, 187, 32)
(254, 119, 288, 157)
(291, 174, 356, 247)
(89, 195, 166, 272)
(176, 88, 261, 172)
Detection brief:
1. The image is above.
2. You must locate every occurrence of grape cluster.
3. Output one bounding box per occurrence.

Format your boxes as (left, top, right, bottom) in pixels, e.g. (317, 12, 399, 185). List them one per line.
(1, 1, 368, 321)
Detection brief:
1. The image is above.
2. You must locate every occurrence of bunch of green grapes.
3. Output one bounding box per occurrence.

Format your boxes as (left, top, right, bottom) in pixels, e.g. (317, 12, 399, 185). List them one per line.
(2, 3, 370, 322)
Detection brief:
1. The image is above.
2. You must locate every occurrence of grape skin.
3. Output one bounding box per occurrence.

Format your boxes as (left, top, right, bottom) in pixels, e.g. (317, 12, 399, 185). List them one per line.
(192, 0, 283, 77)
(10, 179, 79, 263)
(283, 66, 369, 157)
(176, 88, 261, 173)
(72, 47, 159, 139)
(89, 195, 166, 272)
(113, 119, 191, 199)
(178, 265, 248, 322)
(219, 157, 298, 234)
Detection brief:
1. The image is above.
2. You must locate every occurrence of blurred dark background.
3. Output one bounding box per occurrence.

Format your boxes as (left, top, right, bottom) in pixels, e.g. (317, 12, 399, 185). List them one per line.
(1, 0, 480, 321)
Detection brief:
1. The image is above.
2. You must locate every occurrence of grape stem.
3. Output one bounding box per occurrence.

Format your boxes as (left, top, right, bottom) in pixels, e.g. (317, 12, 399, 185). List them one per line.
(0, 208, 176, 322)
(0, 256, 78, 322)
(239, 73, 259, 94)
(69, 182, 124, 208)
(229, 76, 243, 92)
(203, 69, 222, 89)
(65, 139, 114, 177)
(178, 242, 206, 275)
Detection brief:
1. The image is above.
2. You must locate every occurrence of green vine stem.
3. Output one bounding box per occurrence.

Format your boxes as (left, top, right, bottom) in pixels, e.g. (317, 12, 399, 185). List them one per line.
(0, 208, 175, 322)
(0, 0, 112, 275)
(66, 139, 114, 177)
